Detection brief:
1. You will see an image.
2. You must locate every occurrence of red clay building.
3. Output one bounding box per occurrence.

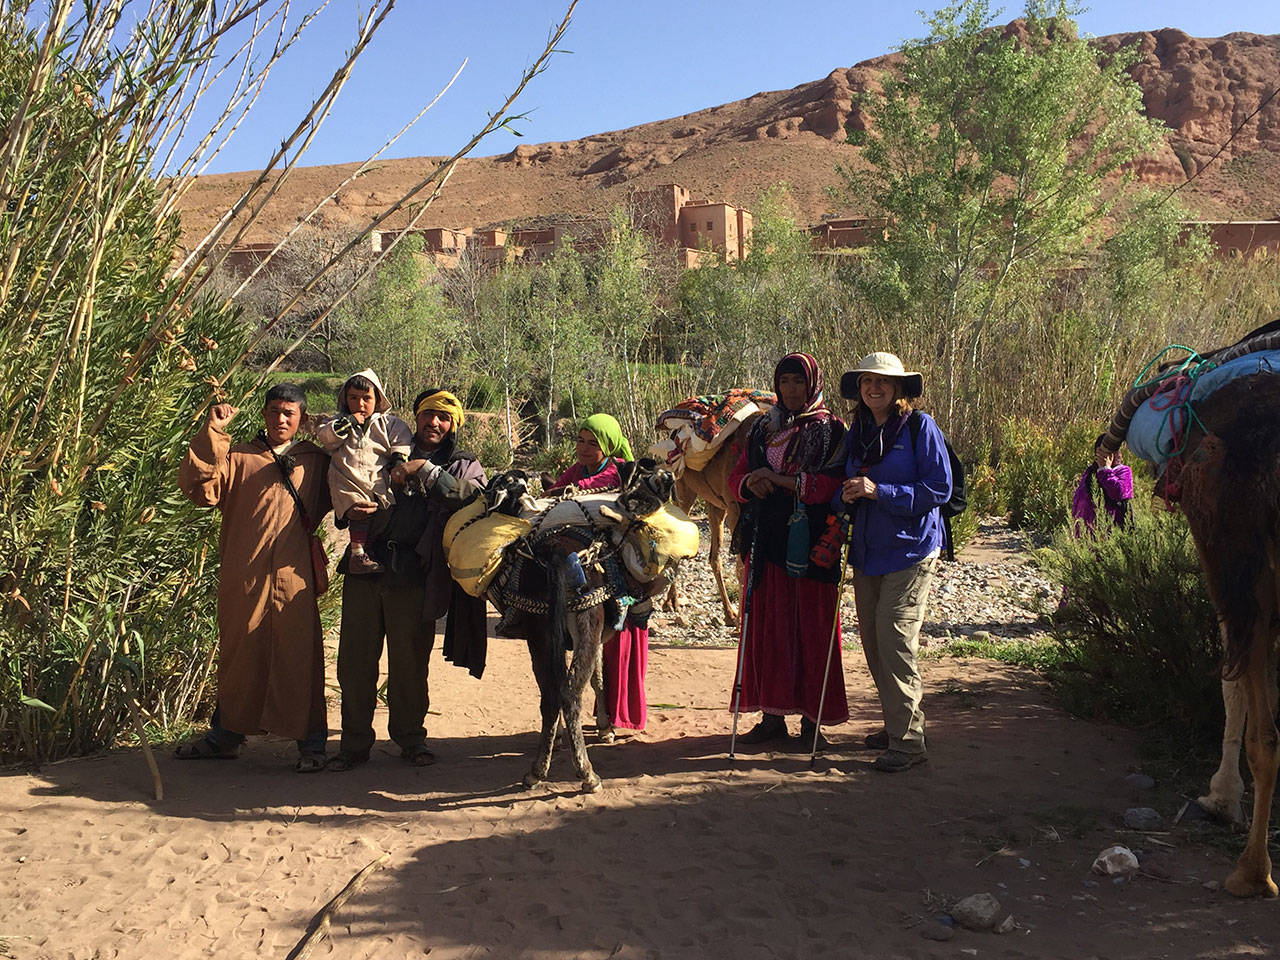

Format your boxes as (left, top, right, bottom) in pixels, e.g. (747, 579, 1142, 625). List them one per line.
(1183, 221, 1280, 258)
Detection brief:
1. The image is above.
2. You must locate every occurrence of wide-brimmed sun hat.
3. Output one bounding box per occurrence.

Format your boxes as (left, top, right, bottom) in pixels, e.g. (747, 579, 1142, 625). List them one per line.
(839, 351, 923, 400)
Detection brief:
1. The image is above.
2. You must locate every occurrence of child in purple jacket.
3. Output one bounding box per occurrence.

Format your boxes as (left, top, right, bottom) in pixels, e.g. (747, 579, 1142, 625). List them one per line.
(1071, 434, 1134, 536)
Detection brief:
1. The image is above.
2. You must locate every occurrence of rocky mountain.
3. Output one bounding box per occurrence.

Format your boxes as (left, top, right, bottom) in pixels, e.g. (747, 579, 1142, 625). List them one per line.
(176, 26, 1280, 247)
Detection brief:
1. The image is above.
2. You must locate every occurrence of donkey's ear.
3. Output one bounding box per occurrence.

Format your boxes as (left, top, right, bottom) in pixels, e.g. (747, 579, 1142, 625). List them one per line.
(616, 459, 638, 489)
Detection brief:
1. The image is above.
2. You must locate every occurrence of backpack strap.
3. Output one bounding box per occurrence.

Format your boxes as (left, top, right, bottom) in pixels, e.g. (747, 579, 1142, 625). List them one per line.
(907, 408, 923, 447)
(904, 411, 955, 561)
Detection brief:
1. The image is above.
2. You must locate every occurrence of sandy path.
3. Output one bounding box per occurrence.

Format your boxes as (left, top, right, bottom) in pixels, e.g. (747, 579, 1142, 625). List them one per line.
(2, 638, 1278, 959)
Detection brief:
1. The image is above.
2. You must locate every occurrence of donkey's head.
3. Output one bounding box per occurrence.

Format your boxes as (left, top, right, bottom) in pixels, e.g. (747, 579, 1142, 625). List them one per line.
(484, 469, 530, 516)
(616, 458, 675, 518)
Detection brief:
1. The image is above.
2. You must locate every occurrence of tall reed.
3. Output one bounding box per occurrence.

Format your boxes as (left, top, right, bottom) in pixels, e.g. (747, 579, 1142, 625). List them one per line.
(0, 0, 577, 761)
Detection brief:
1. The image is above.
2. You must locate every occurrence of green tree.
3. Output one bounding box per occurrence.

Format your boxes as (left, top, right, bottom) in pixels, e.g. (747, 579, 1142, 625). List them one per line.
(466, 262, 538, 454)
(332, 235, 463, 408)
(838, 0, 1164, 433)
(526, 247, 594, 445)
(239, 226, 377, 373)
(674, 186, 861, 391)
(590, 208, 662, 441)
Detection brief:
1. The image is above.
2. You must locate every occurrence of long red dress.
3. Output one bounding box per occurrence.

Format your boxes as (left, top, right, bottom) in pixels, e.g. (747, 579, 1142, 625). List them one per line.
(728, 421, 849, 725)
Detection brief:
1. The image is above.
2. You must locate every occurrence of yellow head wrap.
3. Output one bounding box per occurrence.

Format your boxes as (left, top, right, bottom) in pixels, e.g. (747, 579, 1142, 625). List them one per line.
(414, 390, 465, 429)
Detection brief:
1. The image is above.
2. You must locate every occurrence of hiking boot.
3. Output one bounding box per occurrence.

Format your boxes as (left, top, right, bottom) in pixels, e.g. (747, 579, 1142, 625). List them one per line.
(799, 718, 828, 752)
(863, 730, 890, 751)
(738, 713, 788, 744)
(872, 749, 927, 773)
(348, 551, 383, 575)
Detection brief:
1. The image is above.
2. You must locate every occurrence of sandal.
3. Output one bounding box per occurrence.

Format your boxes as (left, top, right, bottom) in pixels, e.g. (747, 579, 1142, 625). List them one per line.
(294, 753, 326, 774)
(174, 737, 239, 760)
(401, 745, 436, 767)
(325, 751, 369, 772)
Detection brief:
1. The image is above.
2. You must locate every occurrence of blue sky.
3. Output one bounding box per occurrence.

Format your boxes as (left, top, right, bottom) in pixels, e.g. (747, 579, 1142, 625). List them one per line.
(195, 1, 1280, 175)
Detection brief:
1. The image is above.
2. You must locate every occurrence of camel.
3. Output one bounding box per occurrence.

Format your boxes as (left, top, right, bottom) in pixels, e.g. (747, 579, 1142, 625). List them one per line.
(652, 394, 772, 628)
(1101, 326, 1280, 898)
(666, 422, 757, 627)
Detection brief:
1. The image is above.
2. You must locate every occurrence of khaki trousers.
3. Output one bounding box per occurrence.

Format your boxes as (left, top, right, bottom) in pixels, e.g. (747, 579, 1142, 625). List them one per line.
(852, 557, 936, 755)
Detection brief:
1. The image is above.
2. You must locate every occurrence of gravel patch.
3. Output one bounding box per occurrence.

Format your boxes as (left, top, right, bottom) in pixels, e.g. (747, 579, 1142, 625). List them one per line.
(648, 516, 1055, 650)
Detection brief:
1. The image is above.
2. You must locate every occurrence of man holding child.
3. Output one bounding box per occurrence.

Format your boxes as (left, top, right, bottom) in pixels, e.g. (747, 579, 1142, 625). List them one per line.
(326, 386, 488, 771)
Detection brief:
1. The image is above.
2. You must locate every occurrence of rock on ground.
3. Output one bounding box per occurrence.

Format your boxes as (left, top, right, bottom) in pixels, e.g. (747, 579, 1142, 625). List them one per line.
(951, 892, 1004, 931)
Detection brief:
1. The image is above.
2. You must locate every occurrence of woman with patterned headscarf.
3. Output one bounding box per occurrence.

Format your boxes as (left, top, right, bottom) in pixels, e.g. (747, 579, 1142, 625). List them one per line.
(728, 353, 849, 747)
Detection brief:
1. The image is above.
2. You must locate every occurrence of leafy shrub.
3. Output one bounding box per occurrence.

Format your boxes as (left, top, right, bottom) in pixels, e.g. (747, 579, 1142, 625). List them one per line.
(946, 432, 996, 551)
(465, 412, 533, 473)
(997, 417, 1097, 532)
(466, 375, 504, 412)
(1039, 505, 1221, 733)
(266, 371, 345, 418)
(0, 17, 267, 760)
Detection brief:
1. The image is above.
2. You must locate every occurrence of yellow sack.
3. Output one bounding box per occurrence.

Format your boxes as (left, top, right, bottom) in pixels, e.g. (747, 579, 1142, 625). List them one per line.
(443, 499, 530, 598)
(621, 502, 700, 582)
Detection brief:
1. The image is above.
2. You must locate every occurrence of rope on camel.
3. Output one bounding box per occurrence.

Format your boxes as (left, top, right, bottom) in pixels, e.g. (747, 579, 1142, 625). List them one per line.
(1132, 343, 1216, 505)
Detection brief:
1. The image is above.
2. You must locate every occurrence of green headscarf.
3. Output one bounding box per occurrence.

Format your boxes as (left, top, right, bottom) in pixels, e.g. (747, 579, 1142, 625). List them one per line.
(582, 413, 634, 461)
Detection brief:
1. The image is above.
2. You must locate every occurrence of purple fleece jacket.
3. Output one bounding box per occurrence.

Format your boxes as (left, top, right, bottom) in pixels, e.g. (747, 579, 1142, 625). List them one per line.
(1071, 464, 1133, 535)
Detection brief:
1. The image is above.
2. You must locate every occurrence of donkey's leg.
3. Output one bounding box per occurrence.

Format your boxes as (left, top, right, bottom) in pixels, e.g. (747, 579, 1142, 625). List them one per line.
(1198, 668, 1247, 825)
(563, 610, 604, 792)
(1224, 607, 1280, 898)
(591, 641, 615, 743)
(523, 636, 560, 788)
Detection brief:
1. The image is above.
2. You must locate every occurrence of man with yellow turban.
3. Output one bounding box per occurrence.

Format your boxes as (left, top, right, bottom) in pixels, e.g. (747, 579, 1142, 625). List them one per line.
(328, 387, 488, 771)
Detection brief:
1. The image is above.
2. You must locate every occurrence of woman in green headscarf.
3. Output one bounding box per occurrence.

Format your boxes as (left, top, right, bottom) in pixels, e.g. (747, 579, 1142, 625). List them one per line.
(545, 413, 648, 736)
(546, 412, 633, 493)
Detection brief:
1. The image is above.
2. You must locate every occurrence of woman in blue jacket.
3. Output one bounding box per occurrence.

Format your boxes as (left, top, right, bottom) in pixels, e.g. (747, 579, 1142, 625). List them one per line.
(837, 352, 951, 772)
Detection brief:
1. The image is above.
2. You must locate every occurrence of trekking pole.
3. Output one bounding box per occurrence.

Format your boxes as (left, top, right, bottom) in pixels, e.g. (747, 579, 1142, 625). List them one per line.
(728, 531, 759, 762)
(809, 517, 854, 769)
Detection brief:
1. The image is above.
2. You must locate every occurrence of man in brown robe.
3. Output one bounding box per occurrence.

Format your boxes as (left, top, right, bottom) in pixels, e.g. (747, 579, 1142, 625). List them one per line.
(176, 383, 332, 772)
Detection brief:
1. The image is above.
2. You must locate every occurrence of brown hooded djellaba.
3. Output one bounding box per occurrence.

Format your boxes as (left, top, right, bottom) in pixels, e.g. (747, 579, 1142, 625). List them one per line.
(179, 424, 332, 740)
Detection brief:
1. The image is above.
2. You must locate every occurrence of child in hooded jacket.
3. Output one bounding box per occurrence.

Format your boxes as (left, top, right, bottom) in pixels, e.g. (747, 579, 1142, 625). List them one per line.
(316, 369, 414, 574)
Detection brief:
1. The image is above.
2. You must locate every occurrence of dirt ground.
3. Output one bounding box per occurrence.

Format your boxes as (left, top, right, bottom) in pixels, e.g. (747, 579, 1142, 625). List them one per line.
(2, 628, 1280, 959)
